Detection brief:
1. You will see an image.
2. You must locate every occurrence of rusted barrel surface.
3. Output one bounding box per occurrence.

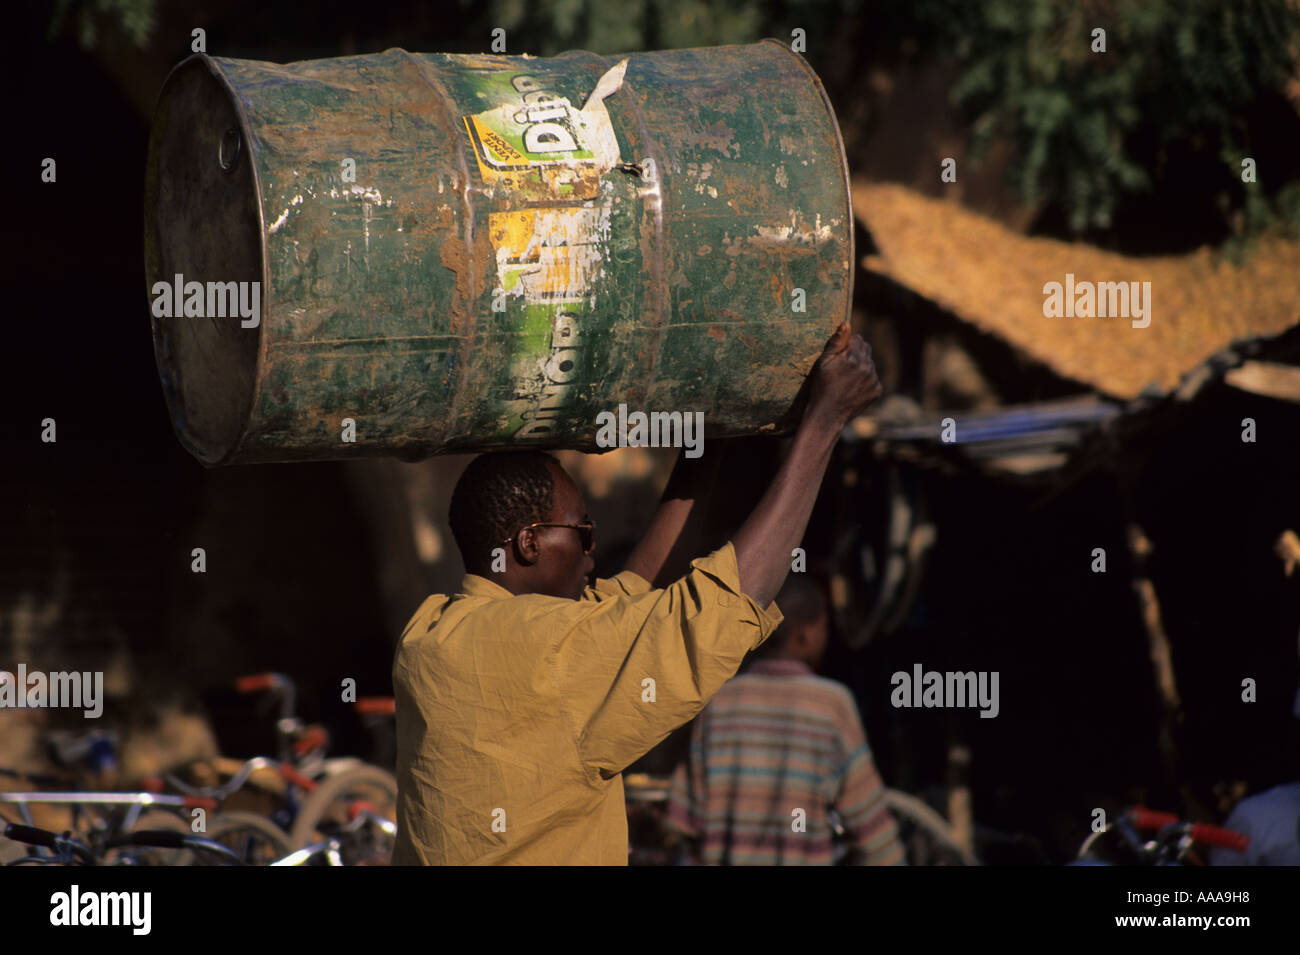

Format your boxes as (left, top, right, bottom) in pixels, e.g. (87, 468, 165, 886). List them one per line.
(144, 41, 852, 465)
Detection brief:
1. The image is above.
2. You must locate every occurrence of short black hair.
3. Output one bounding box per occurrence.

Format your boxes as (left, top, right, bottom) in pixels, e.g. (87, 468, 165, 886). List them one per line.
(448, 451, 559, 574)
(757, 575, 828, 657)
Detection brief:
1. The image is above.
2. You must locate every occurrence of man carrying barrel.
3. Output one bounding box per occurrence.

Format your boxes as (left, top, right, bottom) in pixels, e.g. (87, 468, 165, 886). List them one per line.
(392, 321, 881, 864)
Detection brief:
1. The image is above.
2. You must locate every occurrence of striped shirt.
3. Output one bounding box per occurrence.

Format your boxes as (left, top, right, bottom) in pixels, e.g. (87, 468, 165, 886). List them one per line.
(667, 659, 904, 865)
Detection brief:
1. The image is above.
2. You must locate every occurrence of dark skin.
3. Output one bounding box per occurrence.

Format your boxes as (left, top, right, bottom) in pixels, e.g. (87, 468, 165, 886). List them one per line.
(493, 321, 881, 606)
(494, 462, 597, 600)
(769, 610, 830, 669)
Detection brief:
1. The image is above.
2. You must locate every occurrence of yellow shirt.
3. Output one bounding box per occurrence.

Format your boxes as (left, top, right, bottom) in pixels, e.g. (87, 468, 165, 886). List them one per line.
(391, 541, 783, 865)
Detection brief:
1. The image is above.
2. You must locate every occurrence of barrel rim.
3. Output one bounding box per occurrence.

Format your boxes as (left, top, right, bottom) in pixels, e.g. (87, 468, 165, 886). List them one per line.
(147, 53, 269, 467)
(202, 53, 272, 466)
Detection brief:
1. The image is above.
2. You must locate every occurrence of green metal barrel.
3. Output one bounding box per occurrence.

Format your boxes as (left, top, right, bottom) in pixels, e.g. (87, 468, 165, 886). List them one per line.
(144, 41, 852, 465)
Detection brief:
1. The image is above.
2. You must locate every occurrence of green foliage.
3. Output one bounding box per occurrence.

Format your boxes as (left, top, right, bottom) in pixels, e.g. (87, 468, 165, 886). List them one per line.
(903, 0, 1300, 238)
(488, 0, 1300, 241)
(486, 0, 766, 55)
(48, 0, 157, 50)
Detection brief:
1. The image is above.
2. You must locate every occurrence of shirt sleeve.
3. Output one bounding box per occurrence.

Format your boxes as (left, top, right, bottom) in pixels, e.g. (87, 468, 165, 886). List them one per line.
(551, 541, 783, 778)
(831, 689, 906, 866)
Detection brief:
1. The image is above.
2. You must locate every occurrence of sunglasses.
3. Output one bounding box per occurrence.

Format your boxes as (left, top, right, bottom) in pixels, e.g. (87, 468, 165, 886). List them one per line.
(501, 521, 596, 555)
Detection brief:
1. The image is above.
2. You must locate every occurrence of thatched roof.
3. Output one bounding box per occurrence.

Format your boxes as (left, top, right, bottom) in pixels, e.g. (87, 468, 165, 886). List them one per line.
(854, 181, 1300, 400)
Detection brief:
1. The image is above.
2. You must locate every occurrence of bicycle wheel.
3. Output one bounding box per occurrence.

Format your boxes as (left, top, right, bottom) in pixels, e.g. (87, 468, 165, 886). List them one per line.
(289, 766, 397, 865)
(884, 789, 980, 866)
(203, 811, 293, 865)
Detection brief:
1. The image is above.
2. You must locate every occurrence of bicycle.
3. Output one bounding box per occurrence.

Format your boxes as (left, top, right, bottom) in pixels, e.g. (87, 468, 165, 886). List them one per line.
(3, 821, 243, 867)
(164, 673, 330, 798)
(882, 789, 980, 866)
(2, 677, 399, 866)
(826, 790, 979, 865)
(0, 789, 218, 865)
(1073, 806, 1248, 865)
(272, 804, 398, 866)
(159, 678, 398, 863)
(287, 769, 398, 863)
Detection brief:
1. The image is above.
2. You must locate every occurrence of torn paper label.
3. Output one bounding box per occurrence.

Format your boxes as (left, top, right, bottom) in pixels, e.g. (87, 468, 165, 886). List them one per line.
(462, 60, 627, 180)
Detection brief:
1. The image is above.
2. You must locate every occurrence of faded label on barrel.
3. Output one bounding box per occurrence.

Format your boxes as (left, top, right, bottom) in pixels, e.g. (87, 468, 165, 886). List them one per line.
(462, 62, 624, 178)
(460, 62, 627, 440)
(489, 206, 610, 438)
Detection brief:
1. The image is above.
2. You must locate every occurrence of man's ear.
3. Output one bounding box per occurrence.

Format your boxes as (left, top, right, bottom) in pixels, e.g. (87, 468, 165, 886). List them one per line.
(514, 526, 541, 566)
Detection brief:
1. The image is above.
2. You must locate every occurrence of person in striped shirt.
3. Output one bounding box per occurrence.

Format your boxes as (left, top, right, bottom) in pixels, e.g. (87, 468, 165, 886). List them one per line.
(666, 575, 906, 865)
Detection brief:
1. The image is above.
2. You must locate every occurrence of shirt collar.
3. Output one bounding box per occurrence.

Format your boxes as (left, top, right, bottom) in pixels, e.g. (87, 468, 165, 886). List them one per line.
(747, 659, 813, 676)
(460, 573, 516, 600)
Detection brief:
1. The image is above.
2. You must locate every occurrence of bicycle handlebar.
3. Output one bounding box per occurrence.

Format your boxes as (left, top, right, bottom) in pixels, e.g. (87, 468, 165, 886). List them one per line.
(1187, 822, 1250, 852)
(234, 674, 299, 759)
(5, 823, 62, 850)
(165, 757, 278, 800)
(1127, 807, 1178, 829)
(345, 801, 398, 837)
(1126, 807, 1250, 852)
(292, 725, 329, 756)
(3, 823, 96, 865)
(164, 756, 320, 801)
(279, 764, 319, 792)
(104, 830, 245, 865)
(235, 673, 283, 693)
(5, 823, 244, 866)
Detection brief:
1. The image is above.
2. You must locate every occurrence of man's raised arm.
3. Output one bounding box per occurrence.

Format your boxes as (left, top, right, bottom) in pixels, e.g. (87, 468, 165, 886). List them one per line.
(622, 450, 724, 589)
(625, 321, 881, 597)
(559, 321, 882, 775)
(732, 321, 881, 608)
